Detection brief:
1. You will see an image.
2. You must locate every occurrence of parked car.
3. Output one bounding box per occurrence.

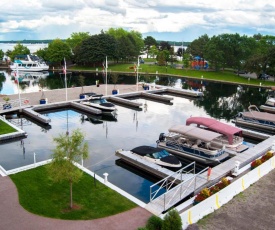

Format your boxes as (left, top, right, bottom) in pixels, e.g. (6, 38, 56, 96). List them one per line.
(258, 73, 269, 80)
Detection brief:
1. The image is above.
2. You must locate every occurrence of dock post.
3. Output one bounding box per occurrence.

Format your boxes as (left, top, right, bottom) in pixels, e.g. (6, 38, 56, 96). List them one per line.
(233, 161, 240, 175)
(34, 152, 36, 167)
(103, 172, 109, 183)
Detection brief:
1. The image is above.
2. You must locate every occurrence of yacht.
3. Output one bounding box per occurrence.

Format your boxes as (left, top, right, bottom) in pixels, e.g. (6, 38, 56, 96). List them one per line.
(9, 54, 49, 72)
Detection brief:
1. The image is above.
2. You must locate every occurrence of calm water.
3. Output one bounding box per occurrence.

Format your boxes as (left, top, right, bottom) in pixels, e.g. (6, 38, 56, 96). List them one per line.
(0, 70, 270, 202)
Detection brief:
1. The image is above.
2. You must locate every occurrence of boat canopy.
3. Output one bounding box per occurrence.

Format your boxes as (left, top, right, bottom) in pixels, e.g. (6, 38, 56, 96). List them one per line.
(168, 125, 222, 142)
(186, 117, 242, 145)
(242, 111, 275, 123)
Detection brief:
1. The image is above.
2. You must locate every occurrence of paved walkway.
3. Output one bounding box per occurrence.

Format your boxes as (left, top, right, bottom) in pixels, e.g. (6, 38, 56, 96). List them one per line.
(0, 84, 144, 106)
(0, 176, 151, 230)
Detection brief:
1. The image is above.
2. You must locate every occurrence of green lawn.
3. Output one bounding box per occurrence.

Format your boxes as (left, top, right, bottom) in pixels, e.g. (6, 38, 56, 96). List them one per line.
(0, 119, 17, 135)
(10, 165, 137, 220)
(70, 63, 275, 87)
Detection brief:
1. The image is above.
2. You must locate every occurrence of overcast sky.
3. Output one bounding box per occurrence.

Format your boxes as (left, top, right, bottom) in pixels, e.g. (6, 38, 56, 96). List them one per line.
(1, 0, 275, 42)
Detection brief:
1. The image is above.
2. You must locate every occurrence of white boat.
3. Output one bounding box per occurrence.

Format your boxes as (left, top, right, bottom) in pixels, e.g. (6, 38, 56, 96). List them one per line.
(186, 116, 249, 153)
(116, 146, 182, 169)
(80, 94, 116, 114)
(157, 125, 229, 166)
(9, 54, 49, 72)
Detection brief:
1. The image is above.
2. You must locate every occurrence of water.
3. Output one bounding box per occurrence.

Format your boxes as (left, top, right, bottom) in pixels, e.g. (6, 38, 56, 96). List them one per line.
(0, 70, 269, 202)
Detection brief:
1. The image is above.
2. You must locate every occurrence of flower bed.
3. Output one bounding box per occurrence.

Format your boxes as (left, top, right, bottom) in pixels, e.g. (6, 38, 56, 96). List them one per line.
(193, 177, 231, 205)
(251, 150, 274, 170)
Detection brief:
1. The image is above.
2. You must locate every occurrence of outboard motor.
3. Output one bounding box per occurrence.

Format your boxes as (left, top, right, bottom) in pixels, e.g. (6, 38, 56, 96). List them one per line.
(158, 133, 165, 142)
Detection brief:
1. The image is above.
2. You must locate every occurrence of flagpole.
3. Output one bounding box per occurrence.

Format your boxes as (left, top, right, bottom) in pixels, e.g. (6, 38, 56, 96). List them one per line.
(105, 56, 108, 96)
(136, 57, 140, 91)
(16, 62, 22, 108)
(64, 58, 67, 101)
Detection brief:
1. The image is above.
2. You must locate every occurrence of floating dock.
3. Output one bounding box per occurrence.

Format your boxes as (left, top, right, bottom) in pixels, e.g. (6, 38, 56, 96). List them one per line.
(115, 149, 194, 184)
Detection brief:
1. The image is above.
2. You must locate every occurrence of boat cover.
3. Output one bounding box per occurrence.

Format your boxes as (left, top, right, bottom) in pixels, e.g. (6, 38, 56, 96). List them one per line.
(168, 125, 222, 142)
(241, 111, 275, 122)
(131, 146, 164, 156)
(186, 117, 242, 145)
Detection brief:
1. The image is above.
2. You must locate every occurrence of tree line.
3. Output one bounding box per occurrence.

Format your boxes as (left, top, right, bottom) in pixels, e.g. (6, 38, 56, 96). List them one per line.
(1, 28, 275, 77)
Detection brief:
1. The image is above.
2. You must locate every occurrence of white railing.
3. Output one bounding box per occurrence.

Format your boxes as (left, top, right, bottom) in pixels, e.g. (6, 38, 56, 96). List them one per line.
(150, 162, 209, 212)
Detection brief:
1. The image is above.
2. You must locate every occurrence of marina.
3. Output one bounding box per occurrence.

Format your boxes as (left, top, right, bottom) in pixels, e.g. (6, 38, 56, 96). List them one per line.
(1, 71, 275, 217)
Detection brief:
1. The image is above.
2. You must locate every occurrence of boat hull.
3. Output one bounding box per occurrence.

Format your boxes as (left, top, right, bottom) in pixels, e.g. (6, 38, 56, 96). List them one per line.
(157, 141, 229, 166)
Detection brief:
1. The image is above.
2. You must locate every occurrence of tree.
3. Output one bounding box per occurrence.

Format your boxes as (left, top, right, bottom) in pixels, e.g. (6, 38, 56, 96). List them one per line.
(47, 129, 89, 209)
(159, 41, 171, 51)
(66, 32, 90, 52)
(149, 45, 158, 59)
(47, 39, 71, 65)
(244, 35, 275, 76)
(0, 49, 4, 61)
(9, 43, 30, 61)
(144, 36, 157, 58)
(162, 209, 182, 230)
(35, 47, 49, 61)
(186, 34, 209, 58)
(75, 32, 117, 66)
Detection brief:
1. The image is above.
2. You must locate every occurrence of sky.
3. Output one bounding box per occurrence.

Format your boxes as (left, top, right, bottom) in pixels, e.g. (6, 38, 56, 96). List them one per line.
(1, 0, 275, 42)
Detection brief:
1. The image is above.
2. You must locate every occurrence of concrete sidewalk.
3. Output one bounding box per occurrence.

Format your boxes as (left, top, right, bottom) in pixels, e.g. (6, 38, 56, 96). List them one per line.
(0, 176, 151, 230)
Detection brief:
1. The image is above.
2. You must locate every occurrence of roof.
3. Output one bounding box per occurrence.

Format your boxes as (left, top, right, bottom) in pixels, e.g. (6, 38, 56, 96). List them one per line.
(186, 117, 242, 144)
(168, 125, 222, 142)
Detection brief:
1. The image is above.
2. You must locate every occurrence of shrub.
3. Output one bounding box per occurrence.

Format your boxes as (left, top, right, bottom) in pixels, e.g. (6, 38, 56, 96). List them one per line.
(210, 185, 220, 194)
(251, 159, 263, 169)
(194, 177, 231, 204)
(162, 209, 182, 230)
(146, 215, 163, 230)
(252, 151, 274, 168)
(194, 188, 211, 203)
(137, 228, 148, 230)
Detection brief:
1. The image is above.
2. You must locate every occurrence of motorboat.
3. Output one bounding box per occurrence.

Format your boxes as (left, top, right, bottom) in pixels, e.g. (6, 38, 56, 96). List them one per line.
(259, 90, 275, 113)
(235, 105, 275, 134)
(80, 94, 116, 114)
(156, 125, 229, 166)
(186, 116, 249, 153)
(116, 145, 182, 169)
(9, 54, 49, 72)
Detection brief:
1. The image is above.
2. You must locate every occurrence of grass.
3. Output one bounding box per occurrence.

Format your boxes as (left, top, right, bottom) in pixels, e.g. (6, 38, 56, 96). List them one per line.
(70, 62, 275, 87)
(0, 119, 17, 135)
(9, 165, 137, 220)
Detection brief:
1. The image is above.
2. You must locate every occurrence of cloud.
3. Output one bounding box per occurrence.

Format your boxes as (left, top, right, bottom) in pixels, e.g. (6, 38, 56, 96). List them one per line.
(1, 0, 275, 41)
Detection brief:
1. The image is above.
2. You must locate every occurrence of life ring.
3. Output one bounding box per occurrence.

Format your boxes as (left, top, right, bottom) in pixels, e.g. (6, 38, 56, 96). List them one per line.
(24, 99, 29, 104)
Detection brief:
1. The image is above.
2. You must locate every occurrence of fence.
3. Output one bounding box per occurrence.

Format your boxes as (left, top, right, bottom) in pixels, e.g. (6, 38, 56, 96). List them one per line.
(179, 156, 275, 229)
